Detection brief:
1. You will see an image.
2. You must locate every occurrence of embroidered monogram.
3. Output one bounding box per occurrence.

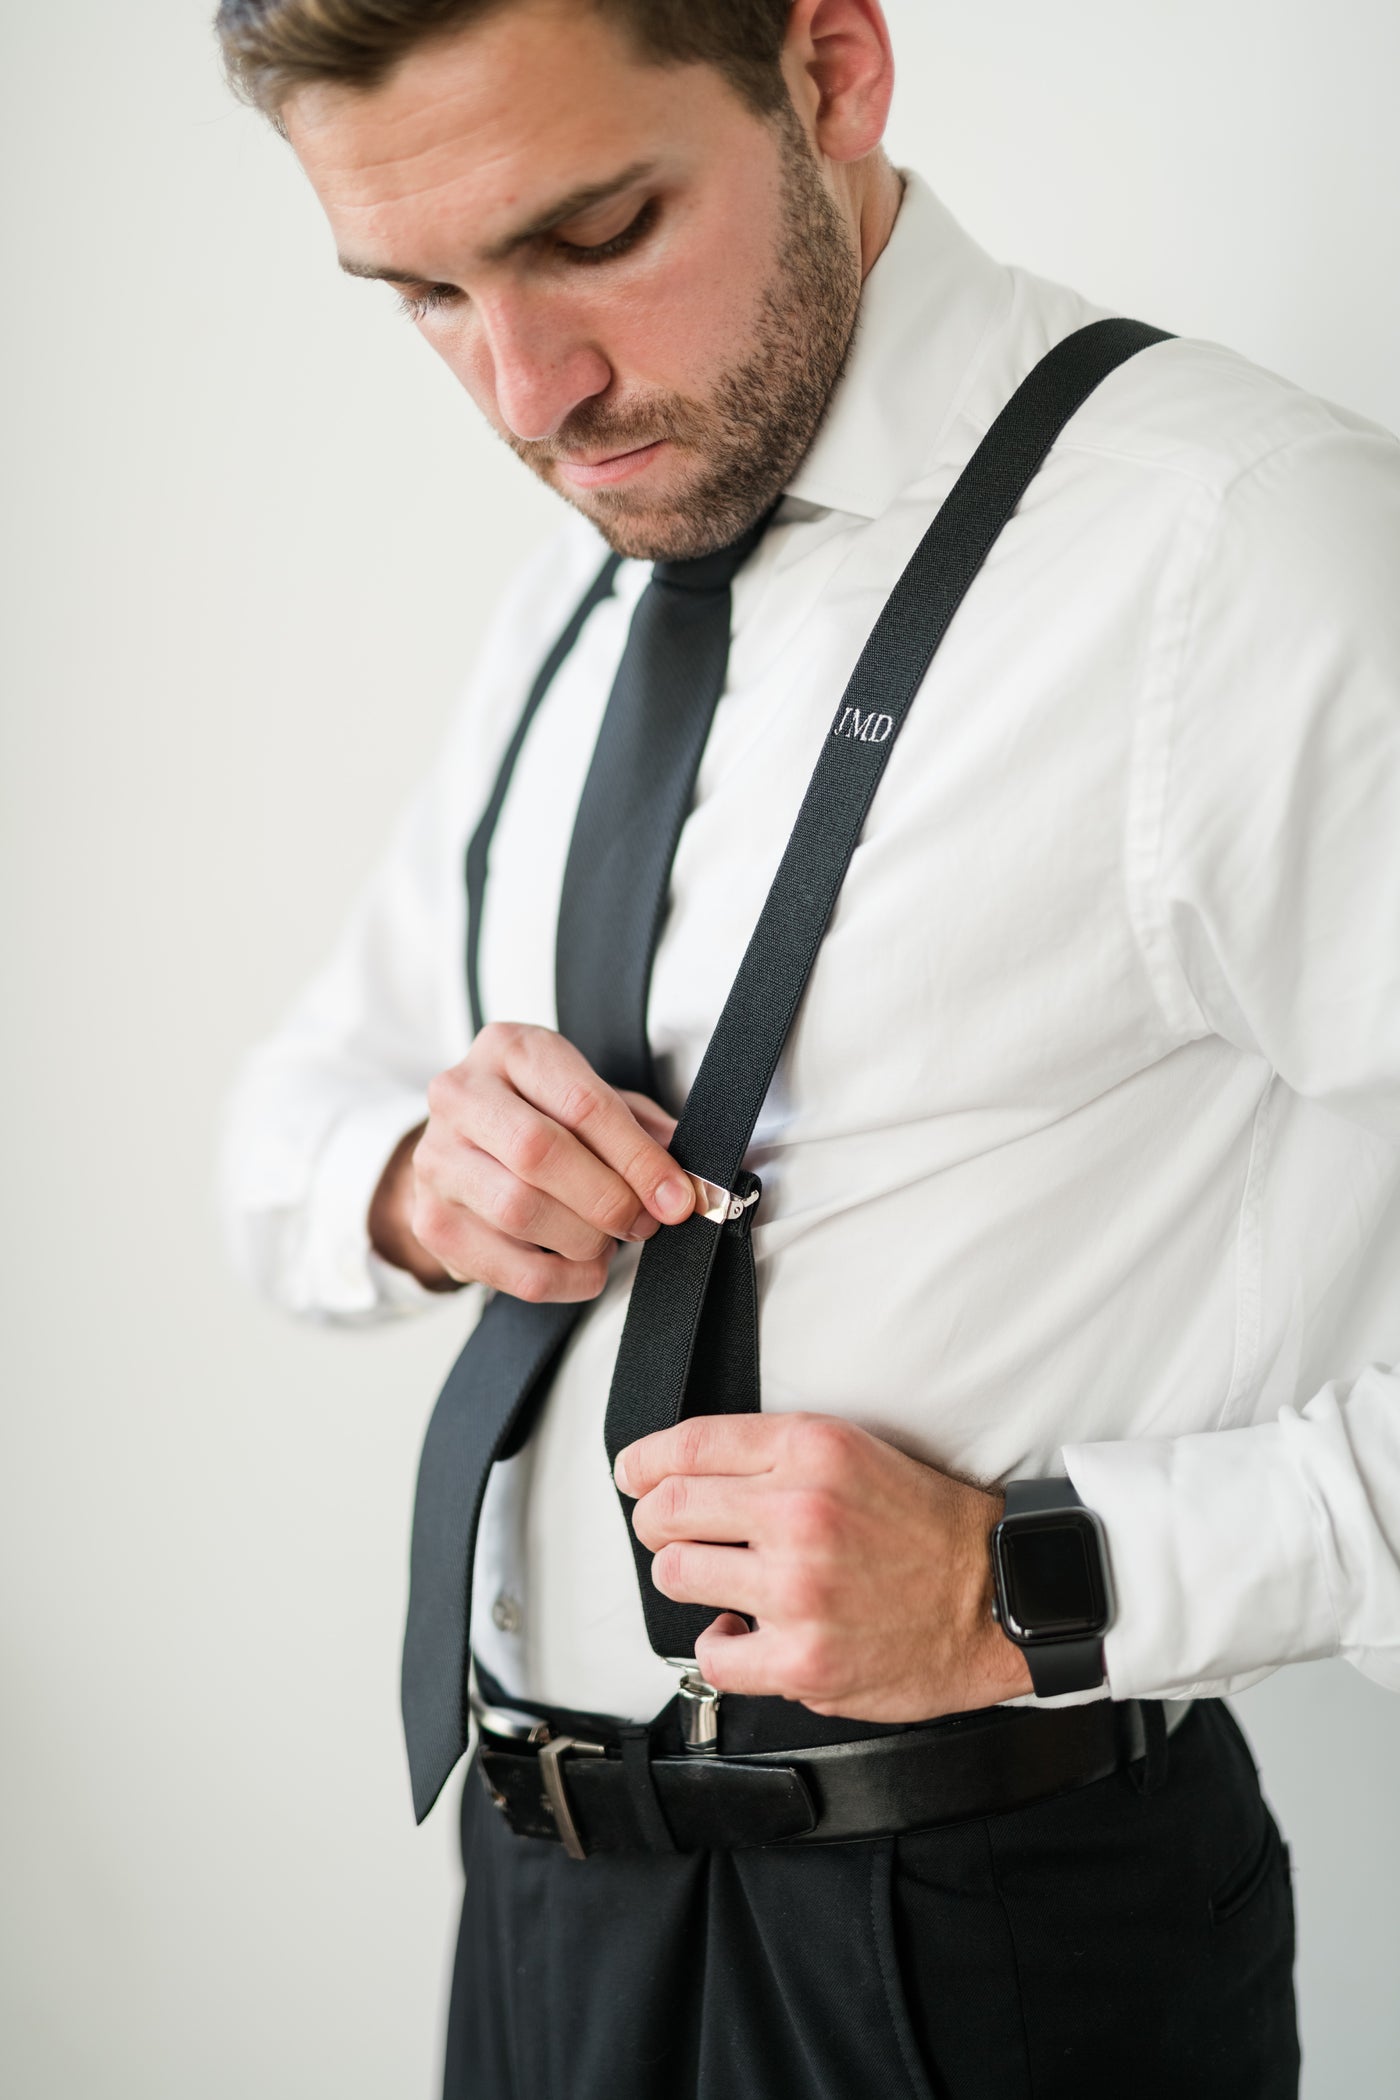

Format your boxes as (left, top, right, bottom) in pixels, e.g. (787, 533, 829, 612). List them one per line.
(832, 705, 895, 743)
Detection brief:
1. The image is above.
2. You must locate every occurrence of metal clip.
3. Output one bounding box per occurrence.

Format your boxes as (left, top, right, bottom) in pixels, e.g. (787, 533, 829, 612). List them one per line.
(686, 1174, 762, 1226)
(471, 1699, 550, 1744)
(667, 1660, 721, 1754)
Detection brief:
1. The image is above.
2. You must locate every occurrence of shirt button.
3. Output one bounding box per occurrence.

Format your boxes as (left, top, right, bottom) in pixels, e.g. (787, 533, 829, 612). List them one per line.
(491, 1592, 523, 1636)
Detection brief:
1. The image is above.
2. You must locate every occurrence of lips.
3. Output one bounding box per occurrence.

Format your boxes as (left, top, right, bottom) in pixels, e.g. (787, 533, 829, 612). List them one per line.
(553, 440, 667, 490)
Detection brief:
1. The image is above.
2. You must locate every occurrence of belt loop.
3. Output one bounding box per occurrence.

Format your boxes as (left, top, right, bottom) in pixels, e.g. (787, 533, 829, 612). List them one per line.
(618, 1725, 678, 1853)
(1128, 1700, 1170, 1797)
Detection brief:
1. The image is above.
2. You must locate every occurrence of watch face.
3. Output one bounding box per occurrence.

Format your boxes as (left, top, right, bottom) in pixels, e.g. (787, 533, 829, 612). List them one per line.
(997, 1512, 1109, 1642)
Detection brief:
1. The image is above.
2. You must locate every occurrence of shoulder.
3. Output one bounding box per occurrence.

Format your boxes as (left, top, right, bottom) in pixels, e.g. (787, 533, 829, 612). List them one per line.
(1038, 302, 1400, 673)
(962, 259, 1400, 535)
(1069, 329, 1400, 762)
(939, 276, 1400, 688)
(1053, 328, 1400, 1055)
(1086, 336, 1400, 673)
(1043, 308, 1400, 556)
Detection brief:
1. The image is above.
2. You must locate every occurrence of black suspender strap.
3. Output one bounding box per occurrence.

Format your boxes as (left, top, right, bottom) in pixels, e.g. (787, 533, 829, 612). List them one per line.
(602, 316, 1174, 1660)
(464, 551, 623, 1033)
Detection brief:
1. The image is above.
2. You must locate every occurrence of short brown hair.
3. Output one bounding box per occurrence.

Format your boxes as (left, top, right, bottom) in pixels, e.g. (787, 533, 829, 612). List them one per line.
(215, 0, 795, 121)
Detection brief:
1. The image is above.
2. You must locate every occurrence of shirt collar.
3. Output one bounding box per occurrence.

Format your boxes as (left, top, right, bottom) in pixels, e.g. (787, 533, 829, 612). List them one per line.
(783, 170, 1012, 522)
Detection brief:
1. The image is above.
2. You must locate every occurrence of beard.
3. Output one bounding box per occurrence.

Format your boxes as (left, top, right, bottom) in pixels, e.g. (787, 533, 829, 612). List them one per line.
(503, 115, 863, 563)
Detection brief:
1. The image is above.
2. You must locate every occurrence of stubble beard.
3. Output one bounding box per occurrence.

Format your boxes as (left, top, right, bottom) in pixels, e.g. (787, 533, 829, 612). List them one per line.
(504, 116, 864, 563)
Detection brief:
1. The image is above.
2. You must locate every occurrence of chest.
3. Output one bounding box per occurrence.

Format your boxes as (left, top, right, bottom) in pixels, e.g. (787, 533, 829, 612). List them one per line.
(478, 486, 1183, 1167)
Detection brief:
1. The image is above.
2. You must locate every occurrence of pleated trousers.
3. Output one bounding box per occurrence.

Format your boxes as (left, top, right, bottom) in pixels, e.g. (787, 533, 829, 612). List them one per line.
(442, 1697, 1299, 2100)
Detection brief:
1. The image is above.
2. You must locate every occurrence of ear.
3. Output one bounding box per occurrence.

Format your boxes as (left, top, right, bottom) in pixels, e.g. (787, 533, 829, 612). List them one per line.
(780, 0, 895, 166)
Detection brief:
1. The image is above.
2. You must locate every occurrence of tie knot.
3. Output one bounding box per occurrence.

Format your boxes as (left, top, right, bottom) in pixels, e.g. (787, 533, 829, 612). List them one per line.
(651, 502, 779, 595)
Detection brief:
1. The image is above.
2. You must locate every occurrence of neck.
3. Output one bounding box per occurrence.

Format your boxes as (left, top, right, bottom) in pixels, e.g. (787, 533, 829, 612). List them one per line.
(852, 151, 905, 281)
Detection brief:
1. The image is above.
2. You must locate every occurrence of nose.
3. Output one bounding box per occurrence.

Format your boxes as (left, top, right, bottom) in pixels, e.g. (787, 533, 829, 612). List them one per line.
(478, 294, 612, 443)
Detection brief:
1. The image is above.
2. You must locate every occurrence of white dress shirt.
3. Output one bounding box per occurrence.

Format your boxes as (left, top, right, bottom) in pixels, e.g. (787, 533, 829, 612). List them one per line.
(218, 172, 1400, 1726)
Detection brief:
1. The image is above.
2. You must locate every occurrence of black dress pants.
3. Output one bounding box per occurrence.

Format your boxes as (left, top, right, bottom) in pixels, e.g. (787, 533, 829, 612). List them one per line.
(443, 1698, 1299, 2100)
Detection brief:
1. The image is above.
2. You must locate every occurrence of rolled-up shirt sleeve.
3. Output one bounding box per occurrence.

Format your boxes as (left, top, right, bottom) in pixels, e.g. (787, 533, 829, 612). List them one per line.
(1065, 416, 1400, 1699)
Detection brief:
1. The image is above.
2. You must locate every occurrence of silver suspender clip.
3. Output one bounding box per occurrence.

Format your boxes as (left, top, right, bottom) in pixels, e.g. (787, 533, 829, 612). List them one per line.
(686, 1173, 761, 1225)
(658, 1167, 758, 1751)
(666, 1661, 722, 1753)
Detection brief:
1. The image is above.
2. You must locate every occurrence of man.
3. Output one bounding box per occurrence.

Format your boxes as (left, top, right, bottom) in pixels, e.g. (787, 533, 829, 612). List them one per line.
(215, 1, 1400, 2094)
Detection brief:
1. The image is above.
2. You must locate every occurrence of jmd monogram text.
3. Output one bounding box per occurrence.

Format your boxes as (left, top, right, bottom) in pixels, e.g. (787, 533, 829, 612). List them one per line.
(833, 706, 895, 742)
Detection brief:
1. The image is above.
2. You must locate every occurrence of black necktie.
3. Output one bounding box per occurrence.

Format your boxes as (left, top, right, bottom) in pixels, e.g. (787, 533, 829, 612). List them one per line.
(401, 510, 773, 1823)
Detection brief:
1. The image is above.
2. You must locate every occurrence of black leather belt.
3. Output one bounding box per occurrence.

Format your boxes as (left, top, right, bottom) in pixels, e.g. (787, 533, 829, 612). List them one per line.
(473, 1692, 1196, 1860)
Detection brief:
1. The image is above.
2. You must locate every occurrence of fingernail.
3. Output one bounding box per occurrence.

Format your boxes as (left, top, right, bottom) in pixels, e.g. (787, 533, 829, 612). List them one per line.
(619, 1211, 657, 1244)
(656, 1176, 691, 1222)
(613, 1450, 632, 1493)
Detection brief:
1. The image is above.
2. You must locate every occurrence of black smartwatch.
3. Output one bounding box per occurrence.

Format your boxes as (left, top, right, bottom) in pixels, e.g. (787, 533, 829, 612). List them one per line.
(990, 1478, 1113, 1696)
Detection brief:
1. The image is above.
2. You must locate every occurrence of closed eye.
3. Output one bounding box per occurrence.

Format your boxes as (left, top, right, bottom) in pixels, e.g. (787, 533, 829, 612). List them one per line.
(553, 195, 660, 266)
(391, 194, 661, 320)
(395, 282, 459, 322)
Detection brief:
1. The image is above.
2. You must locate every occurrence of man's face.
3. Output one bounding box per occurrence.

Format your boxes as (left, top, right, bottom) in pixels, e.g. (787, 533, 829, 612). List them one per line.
(283, 0, 862, 560)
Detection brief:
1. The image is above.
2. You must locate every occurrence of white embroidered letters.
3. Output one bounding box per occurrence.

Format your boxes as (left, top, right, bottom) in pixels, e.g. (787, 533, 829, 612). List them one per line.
(833, 706, 895, 743)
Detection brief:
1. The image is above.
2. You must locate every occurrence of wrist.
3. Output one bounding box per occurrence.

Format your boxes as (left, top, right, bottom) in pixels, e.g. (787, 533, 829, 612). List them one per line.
(368, 1122, 463, 1292)
(964, 1487, 1035, 1702)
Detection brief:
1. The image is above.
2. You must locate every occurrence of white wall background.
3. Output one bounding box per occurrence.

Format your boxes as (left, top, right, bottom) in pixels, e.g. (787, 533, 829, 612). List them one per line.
(3, 2, 1398, 2093)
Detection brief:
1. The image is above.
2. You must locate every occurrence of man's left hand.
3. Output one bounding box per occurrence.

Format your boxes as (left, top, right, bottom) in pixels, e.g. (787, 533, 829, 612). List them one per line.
(615, 1413, 1034, 1719)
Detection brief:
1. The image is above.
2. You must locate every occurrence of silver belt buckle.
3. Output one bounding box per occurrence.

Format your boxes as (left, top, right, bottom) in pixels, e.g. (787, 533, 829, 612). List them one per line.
(536, 1734, 606, 1860)
(471, 1694, 606, 1862)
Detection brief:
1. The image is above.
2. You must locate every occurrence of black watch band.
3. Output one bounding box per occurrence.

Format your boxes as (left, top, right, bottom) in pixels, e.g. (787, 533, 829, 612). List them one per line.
(994, 1478, 1109, 1696)
(1020, 1636, 1105, 1698)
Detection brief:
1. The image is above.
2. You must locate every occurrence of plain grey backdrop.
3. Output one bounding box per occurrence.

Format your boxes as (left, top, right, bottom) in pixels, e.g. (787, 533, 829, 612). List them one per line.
(4, 1, 1399, 2092)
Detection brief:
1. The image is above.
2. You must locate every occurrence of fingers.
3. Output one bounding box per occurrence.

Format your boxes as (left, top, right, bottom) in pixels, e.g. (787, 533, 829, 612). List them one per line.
(614, 1413, 784, 1498)
(427, 1067, 657, 1248)
(649, 1541, 765, 1619)
(409, 1202, 612, 1304)
(428, 1134, 648, 1263)
(414, 1021, 696, 1305)
(693, 1617, 789, 1699)
(489, 1025, 695, 1227)
(630, 1471, 766, 1552)
(693, 1617, 841, 1709)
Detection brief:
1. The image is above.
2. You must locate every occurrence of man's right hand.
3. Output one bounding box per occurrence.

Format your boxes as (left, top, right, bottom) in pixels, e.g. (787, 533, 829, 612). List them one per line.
(367, 1021, 696, 1301)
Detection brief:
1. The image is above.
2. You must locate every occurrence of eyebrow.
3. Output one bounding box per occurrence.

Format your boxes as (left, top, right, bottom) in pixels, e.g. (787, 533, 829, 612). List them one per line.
(337, 159, 658, 285)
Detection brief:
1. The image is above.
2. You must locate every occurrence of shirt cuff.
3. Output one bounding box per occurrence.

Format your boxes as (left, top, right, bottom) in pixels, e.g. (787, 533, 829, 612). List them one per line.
(1062, 1414, 1343, 1698)
(296, 1089, 434, 1318)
